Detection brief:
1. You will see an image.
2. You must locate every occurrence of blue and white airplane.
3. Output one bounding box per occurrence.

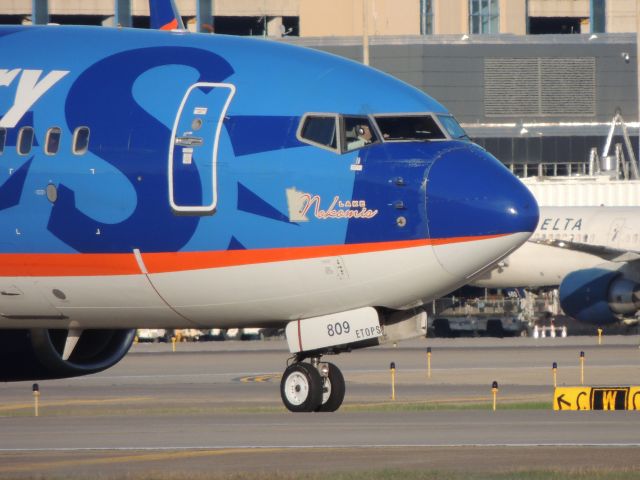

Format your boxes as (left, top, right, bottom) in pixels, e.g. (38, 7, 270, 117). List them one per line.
(0, 13, 538, 412)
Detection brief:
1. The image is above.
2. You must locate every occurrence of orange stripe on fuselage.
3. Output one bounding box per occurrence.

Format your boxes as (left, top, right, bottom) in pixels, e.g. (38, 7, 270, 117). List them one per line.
(0, 234, 506, 277)
(0, 253, 141, 277)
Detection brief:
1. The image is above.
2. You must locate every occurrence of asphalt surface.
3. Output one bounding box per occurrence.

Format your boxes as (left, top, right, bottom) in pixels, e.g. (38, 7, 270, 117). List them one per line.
(1, 336, 640, 477)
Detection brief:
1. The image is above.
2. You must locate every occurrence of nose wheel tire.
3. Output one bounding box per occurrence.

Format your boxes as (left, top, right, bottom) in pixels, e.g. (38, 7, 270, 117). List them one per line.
(315, 362, 345, 412)
(280, 362, 323, 412)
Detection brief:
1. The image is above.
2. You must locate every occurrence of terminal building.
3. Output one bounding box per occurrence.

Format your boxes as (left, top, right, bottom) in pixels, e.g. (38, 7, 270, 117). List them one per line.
(2, 0, 639, 176)
(1, 1, 635, 36)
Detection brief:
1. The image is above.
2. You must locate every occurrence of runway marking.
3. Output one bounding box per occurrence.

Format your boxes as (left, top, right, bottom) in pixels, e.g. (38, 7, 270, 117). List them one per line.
(342, 394, 549, 407)
(63, 371, 273, 381)
(3, 442, 640, 470)
(0, 397, 150, 412)
(236, 374, 281, 383)
(0, 447, 289, 474)
(55, 364, 640, 383)
(4, 444, 640, 453)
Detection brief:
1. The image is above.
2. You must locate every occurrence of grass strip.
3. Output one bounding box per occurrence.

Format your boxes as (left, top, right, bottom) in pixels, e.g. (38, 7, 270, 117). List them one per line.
(33, 468, 640, 480)
(0, 400, 551, 417)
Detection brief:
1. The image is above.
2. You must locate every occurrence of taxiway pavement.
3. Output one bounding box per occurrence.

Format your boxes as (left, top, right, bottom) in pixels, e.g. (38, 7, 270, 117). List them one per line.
(1, 336, 640, 477)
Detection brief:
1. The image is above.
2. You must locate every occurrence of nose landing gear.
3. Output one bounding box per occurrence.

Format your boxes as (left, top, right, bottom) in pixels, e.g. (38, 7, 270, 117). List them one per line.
(280, 357, 345, 412)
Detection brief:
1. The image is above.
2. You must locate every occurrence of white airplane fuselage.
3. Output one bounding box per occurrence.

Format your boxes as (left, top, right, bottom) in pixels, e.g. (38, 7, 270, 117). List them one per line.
(474, 206, 640, 289)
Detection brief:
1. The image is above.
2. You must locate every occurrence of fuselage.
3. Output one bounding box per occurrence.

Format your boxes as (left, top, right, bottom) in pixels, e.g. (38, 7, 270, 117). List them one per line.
(474, 206, 640, 288)
(0, 25, 538, 329)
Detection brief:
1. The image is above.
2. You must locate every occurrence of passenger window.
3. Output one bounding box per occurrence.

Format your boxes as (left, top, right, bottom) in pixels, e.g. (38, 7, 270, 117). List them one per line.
(0, 128, 5, 155)
(45, 127, 62, 155)
(374, 115, 446, 141)
(343, 116, 379, 152)
(299, 115, 337, 151)
(72, 126, 90, 155)
(17, 127, 34, 155)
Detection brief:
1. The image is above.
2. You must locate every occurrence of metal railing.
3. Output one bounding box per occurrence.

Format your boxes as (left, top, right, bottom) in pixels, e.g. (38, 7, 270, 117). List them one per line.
(508, 162, 589, 178)
(507, 113, 640, 180)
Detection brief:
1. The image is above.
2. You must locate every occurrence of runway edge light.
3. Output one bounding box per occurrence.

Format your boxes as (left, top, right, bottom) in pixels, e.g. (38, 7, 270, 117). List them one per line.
(390, 362, 396, 401)
(492, 381, 498, 411)
(32, 383, 40, 417)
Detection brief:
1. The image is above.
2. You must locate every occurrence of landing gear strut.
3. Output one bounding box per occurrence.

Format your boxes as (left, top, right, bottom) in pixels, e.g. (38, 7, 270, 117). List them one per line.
(280, 357, 345, 412)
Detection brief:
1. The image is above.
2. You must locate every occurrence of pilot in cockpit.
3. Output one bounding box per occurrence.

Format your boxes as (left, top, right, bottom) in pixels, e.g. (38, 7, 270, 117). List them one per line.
(347, 124, 373, 151)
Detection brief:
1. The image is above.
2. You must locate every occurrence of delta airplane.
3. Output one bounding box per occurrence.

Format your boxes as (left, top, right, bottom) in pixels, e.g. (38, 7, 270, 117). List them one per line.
(0, 9, 538, 412)
(474, 206, 640, 326)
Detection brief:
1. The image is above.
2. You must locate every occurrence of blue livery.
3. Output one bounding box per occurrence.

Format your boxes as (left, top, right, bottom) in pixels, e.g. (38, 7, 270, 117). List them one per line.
(0, 21, 538, 412)
(0, 26, 536, 258)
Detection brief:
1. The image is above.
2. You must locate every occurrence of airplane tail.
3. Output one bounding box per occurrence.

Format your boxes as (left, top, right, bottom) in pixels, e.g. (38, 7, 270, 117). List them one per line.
(149, 0, 185, 31)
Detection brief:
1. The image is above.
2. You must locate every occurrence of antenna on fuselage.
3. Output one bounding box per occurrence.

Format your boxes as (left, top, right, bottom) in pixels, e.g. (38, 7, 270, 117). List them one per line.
(149, 0, 185, 31)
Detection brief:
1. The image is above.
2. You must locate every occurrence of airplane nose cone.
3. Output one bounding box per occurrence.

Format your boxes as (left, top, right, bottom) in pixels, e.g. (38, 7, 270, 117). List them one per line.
(426, 144, 539, 278)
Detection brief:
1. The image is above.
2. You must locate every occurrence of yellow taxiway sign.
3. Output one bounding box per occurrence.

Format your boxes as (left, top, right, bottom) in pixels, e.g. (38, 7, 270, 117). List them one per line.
(554, 386, 640, 410)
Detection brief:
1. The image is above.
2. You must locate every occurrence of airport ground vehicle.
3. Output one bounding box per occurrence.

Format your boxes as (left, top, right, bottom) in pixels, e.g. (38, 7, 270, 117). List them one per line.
(136, 329, 170, 342)
(429, 316, 529, 338)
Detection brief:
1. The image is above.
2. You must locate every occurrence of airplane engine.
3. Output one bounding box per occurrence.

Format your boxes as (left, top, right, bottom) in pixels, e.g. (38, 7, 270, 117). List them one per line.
(0, 329, 136, 381)
(559, 268, 640, 324)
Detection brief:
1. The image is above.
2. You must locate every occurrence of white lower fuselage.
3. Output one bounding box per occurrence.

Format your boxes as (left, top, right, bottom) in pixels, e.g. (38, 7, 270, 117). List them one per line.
(0, 233, 528, 329)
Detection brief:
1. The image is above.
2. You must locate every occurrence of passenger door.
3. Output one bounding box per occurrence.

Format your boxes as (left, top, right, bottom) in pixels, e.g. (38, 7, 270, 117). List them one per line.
(169, 82, 235, 215)
(608, 218, 627, 246)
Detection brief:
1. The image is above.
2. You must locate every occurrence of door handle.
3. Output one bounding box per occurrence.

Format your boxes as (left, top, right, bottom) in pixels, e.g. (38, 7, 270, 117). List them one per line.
(175, 136, 203, 147)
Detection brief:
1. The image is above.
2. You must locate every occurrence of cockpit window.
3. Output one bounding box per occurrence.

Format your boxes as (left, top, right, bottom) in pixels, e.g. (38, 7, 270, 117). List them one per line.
(343, 116, 379, 152)
(437, 114, 470, 140)
(298, 114, 338, 151)
(374, 115, 446, 141)
(298, 112, 466, 153)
